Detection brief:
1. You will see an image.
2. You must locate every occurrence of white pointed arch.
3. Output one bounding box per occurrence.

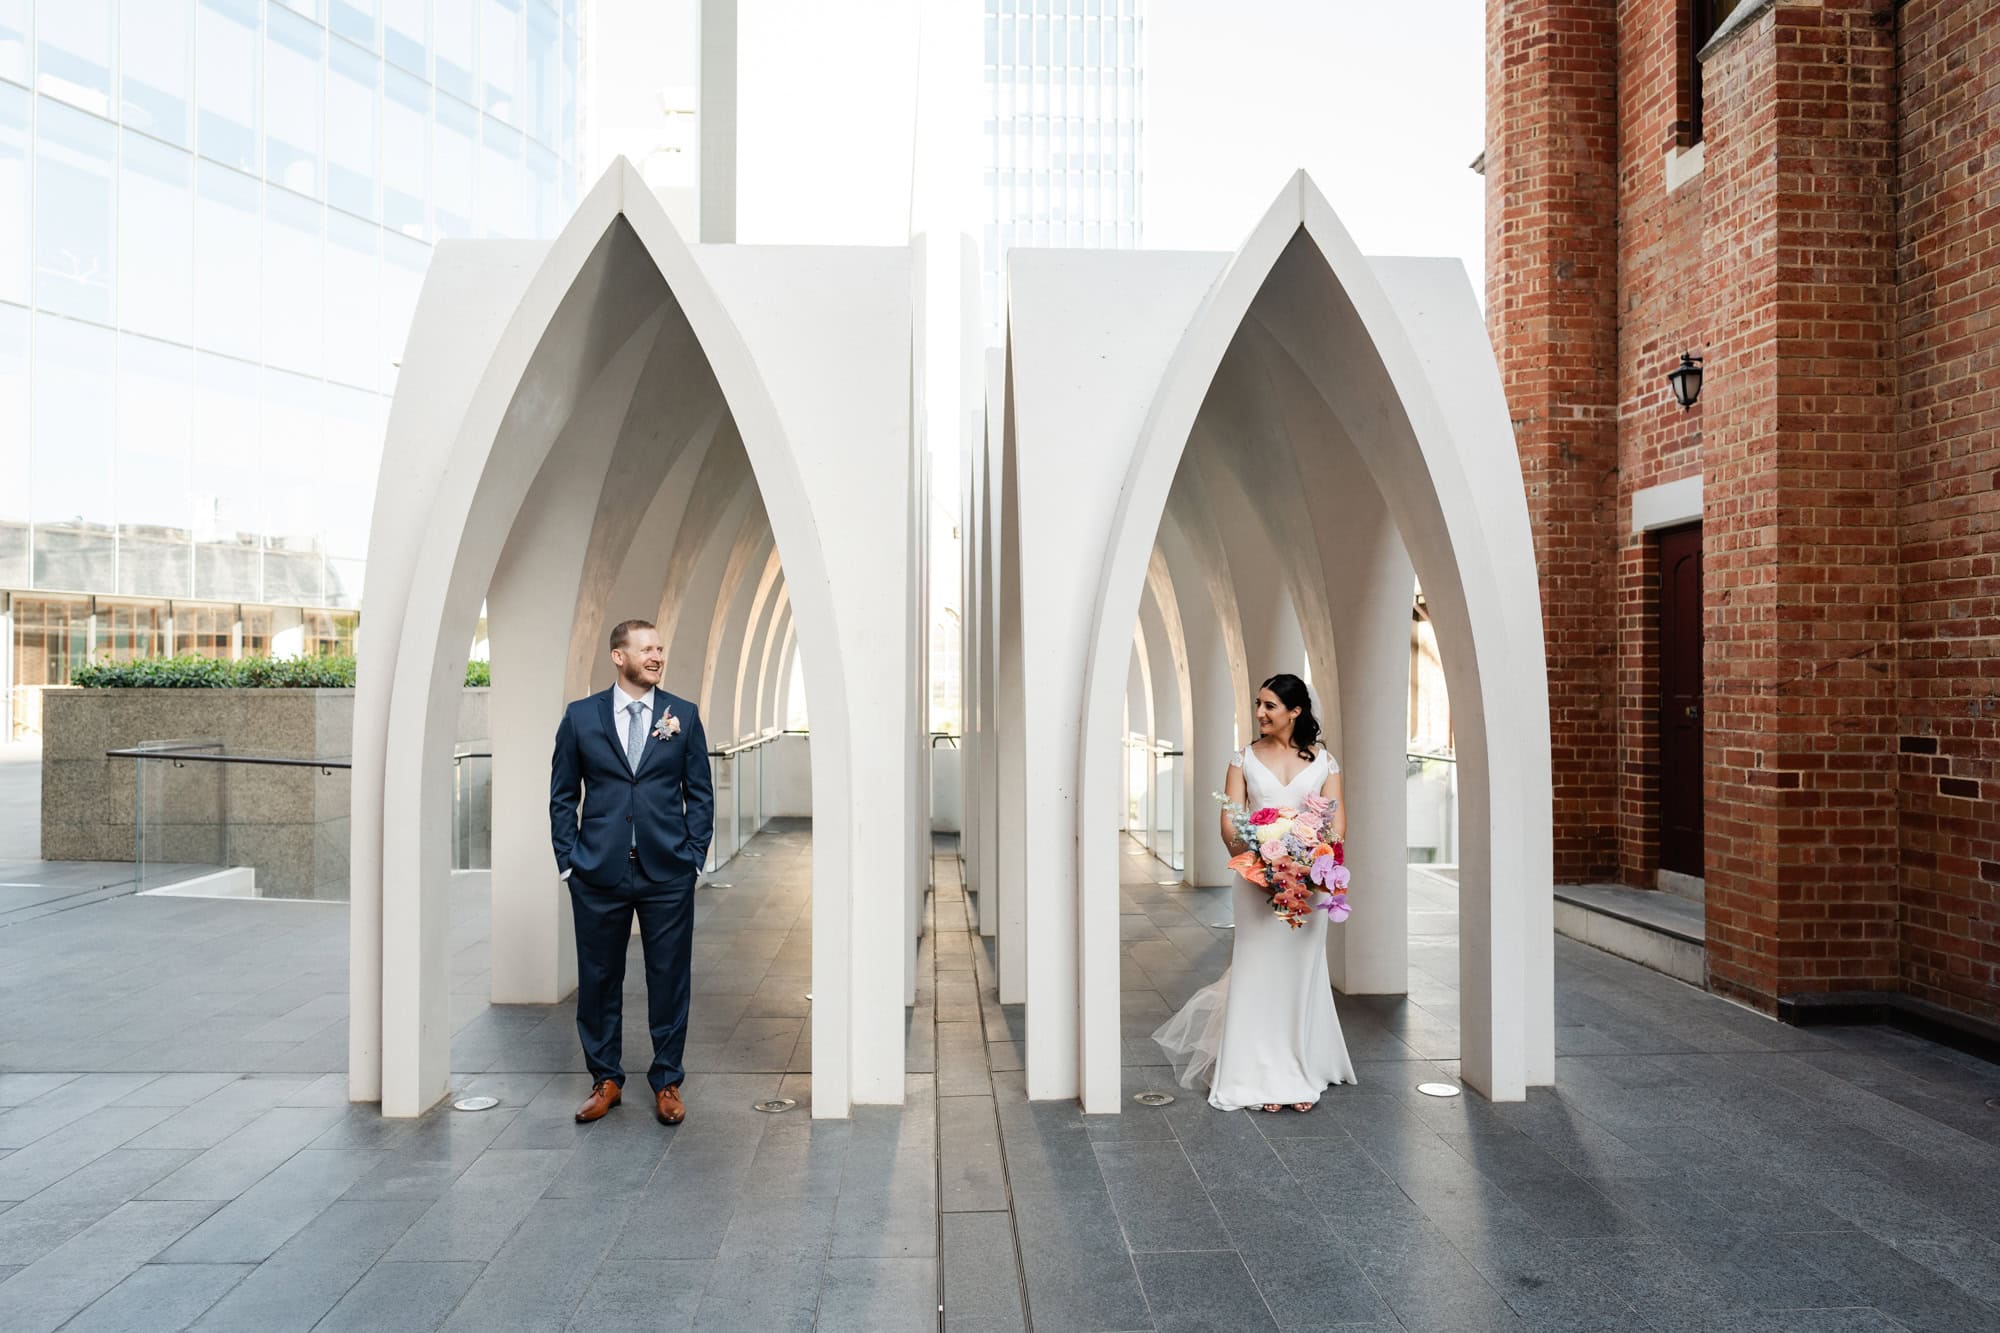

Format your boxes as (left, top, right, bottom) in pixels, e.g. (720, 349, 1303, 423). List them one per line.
(1075, 173, 1554, 1106)
(352, 161, 891, 1118)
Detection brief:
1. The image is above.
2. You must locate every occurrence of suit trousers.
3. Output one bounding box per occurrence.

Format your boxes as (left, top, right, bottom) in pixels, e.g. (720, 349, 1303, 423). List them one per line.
(568, 855, 695, 1094)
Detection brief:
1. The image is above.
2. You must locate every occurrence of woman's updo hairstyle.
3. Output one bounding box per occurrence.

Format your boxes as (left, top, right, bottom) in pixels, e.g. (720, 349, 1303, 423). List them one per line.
(1259, 673, 1322, 761)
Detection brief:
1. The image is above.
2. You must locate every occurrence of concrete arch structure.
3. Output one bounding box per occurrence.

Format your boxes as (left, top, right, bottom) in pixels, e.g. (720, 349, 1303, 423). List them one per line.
(351, 160, 917, 1118)
(998, 172, 1552, 1110)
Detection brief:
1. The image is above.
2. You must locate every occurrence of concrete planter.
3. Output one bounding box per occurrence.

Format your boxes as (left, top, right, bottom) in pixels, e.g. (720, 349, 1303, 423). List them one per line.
(41, 686, 490, 901)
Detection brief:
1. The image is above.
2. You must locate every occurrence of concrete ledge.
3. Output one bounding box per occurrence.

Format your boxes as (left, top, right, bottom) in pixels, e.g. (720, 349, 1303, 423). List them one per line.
(1554, 883, 1705, 986)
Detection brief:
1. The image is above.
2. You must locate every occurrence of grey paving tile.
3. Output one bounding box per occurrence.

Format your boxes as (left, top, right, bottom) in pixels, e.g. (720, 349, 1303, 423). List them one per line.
(1011, 1189, 1150, 1333)
(1133, 1249, 1277, 1332)
(59, 1261, 252, 1333)
(692, 1193, 837, 1333)
(314, 1260, 483, 1332)
(158, 1148, 388, 1263)
(940, 1210, 1025, 1333)
(441, 1193, 634, 1331)
(1205, 1179, 1393, 1328)
(384, 1148, 573, 1263)
(831, 1156, 937, 1258)
(190, 1199, 429, 1331)
(0, 1106, 179, 1201)
(0, 1149, 196, 1265)
(567, 1259, 710, 1332)
(815, 1256, 938, 1333)
(0, 1076, 162, 1150)
(0, 1199, 220, 1333)
(939, 1095, 1008, 1213)
(139, 1105, 351, 1201)
(1094, 1140, 1229, 1252)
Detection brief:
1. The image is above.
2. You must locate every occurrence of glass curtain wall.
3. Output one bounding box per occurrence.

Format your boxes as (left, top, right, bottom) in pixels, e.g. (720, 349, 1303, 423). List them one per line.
(980, 0, 1144, 341)
(1, 0, 583, 738)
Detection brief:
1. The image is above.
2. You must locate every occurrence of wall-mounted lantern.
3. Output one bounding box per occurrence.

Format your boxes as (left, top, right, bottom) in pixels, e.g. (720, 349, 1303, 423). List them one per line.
(1668, 352, 1704, 411)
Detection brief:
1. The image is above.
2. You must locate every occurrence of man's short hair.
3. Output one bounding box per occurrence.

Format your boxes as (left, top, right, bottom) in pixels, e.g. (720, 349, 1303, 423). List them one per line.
(609, 619, 657, 652)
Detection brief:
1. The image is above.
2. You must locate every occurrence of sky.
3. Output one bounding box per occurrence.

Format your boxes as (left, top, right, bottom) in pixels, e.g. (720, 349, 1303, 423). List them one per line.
(720, 0, 1486, 292)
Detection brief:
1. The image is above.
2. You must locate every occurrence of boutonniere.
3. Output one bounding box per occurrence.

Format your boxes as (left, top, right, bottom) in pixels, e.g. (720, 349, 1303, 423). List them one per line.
(651, 710, 681, 742)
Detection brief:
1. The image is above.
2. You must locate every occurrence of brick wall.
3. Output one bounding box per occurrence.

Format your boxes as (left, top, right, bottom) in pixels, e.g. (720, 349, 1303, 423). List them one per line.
(1489, 0, 1998, 1026)
(1486, 0, 1624, 882)
(1896, 0, 2000, 1026)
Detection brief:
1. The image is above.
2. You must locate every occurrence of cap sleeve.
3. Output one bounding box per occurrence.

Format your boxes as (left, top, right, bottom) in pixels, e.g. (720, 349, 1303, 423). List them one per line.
(1228, 748, 1245, 769)
(1319, 744, 1339, 774)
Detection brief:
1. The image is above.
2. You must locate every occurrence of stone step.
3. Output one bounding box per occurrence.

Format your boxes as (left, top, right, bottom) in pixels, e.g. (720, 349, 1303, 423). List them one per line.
(1554, 882, 1705, 987)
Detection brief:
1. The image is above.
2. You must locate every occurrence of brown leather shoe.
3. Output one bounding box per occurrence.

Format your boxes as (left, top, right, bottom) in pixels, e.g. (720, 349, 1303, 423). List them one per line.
(654, 1083, 686, 1125)
(575, 1079, 621, 1123)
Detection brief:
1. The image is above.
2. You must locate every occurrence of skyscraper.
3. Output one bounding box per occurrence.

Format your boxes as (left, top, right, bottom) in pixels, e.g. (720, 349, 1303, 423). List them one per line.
(980, 0, 1143, 341)
(0, 1, 584, 738)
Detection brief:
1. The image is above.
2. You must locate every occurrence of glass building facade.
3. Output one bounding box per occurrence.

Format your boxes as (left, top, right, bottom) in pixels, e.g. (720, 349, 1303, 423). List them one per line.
(980, 0, 1143, 340)
(0, 1, 583, 737)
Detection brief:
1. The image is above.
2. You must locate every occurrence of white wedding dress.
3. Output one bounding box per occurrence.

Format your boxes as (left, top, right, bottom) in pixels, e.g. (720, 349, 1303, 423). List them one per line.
(1152, 743, 1357, 1110)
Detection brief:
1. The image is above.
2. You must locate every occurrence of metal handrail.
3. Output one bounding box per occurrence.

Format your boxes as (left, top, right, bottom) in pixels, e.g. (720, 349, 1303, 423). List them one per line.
(108, 745, 492, 768)
(107, 745, 351, 773)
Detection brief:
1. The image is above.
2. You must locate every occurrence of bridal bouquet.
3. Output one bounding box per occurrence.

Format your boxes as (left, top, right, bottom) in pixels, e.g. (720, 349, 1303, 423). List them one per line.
(1217, 793, 1351, 929)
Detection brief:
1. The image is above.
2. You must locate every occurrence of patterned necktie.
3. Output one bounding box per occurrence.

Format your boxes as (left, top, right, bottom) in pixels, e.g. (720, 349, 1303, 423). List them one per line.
(625, 698, 646, 771)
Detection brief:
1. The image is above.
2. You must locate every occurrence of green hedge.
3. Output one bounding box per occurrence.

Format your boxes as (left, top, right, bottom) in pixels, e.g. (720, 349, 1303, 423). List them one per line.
(71, 655, 492, 689)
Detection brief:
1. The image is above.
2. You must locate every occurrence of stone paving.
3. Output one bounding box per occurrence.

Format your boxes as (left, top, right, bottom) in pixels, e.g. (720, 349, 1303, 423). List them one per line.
(0, 787, 1998, 1328)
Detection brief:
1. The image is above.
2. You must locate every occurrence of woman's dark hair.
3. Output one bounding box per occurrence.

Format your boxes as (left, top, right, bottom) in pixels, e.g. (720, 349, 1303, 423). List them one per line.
(1259, 673, 1321, 760)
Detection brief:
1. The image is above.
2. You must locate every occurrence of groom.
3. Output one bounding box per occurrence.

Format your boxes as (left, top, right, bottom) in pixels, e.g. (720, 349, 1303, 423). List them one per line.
(549, 618, 712, 1126)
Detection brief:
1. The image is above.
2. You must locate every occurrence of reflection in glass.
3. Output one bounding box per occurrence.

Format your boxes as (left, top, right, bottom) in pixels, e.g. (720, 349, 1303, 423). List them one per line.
(31, 312, 115, 591)
(34, 97, 115, 323)
(119, 133, 195, 343)
(324, 211, 379, 390)
(266, 7, 323, 196)
(331, 0, 379, 49)
(384, 0, 426, 74)
(196, 0, 260, 172)
(320, 383, 380, 559)
(525, 0, 557, 146)
(0, 301, 25, 587)
(434, 0, 476, 104)
(260, 365, 322, 556)
(433, 93, 475, 238)
(0, 81, 26, 305)
(36, 0, 111, 116)
(0, 1, 28, 86)
(191, 351, 262, 602)
(261, 187, 323, 375)
(116, 334, 195, 597)
(194, 160, 258, 359)
(479, 115, 519, 237)
(482, 0, 519, 123)
(382, 66, 428, 236)
(328, 38, 379, 219)
(239, 604, 271, 654)
(121, 0, 194, 146)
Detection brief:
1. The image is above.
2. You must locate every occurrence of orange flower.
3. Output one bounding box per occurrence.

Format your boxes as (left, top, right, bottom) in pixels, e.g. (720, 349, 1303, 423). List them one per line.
(1228, 851, 1268, 887)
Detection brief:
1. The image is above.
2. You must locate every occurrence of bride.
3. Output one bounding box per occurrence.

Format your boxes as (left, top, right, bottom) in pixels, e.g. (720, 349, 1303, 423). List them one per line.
(1152, 673, 1357, 1112)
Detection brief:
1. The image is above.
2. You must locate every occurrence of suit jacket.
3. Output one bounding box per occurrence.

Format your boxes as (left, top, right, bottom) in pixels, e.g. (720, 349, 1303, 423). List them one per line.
(550, 686, 713, 885)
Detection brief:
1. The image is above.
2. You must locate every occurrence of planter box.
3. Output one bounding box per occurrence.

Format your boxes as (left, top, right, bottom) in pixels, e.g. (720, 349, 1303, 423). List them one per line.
(40, 686, 490, 901)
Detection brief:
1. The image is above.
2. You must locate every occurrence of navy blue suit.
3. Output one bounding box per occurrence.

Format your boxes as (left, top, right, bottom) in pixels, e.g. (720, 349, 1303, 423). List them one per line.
(550, 685, 713, 1093)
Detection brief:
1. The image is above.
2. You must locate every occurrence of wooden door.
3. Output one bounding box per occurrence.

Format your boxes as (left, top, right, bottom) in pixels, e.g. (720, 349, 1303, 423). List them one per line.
(1657, 524, 1704, 877)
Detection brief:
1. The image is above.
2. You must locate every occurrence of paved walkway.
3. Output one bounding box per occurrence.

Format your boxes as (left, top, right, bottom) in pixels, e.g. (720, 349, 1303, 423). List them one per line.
(0, 808, 1998, 1329)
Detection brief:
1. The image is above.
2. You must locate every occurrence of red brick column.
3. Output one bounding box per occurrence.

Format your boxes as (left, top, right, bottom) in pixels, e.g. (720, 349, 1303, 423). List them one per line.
(1895, 0, 2000, 1027)
(1486, 0, 1623, 882)
(1700, 0, 1901, 1012)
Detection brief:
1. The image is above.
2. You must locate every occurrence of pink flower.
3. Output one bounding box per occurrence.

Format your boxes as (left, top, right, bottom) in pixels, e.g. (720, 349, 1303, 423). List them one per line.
(1249, 807, 1280, 827)
(1323, 893, 1350, 923)
(1259, 839, 1285, 864)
